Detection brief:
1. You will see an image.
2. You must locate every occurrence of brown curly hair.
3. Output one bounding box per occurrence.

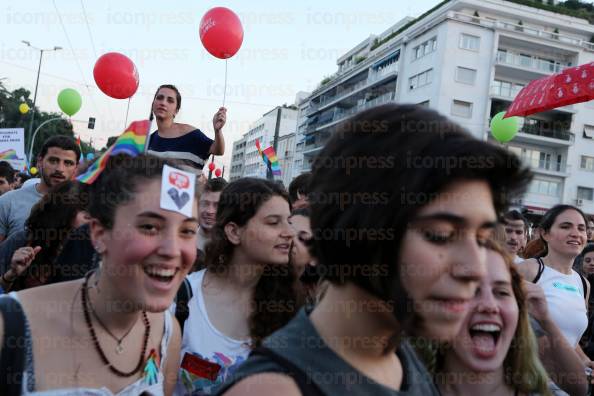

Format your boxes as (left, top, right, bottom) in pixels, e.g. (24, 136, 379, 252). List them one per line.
(205, 177, 303, 347)
(15, 180, 90, 290)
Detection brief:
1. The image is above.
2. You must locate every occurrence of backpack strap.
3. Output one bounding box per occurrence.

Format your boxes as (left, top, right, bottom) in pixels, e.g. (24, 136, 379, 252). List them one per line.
(533, 257, 545, 284)
(0, 297, 26, 396)
(174, 278, 193, 336)
(250, 346, 324, 396)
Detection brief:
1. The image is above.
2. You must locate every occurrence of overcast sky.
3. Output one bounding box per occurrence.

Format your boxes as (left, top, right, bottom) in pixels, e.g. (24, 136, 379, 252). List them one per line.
(1, 0, 465, 169)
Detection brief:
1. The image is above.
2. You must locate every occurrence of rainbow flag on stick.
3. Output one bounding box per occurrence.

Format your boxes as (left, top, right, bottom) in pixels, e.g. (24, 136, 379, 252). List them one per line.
(77, 120, 150, 184)
(263, 146, 281, 176)
(254, 139, 281, 177)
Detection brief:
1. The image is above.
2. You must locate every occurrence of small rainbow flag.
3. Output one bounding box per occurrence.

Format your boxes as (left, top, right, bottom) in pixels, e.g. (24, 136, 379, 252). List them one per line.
(254, 139, 281, 177)
(263, 146, 281, 176)
(0, 149, 19, 160)
(77, 120, 149, 184)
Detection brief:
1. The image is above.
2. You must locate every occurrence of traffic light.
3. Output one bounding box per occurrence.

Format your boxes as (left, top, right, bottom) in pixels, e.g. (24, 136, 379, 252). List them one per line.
(88, 117, 95, 129)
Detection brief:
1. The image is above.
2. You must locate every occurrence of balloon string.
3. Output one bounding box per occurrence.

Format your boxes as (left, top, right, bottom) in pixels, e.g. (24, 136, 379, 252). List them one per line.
(124, 98, 131, 128)
(223, 59, 228, 108)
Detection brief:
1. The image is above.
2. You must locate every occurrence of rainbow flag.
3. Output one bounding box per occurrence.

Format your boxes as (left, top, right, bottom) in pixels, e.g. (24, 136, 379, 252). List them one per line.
(77, 120, 149, 184)
(0, 149, 19, 160)
(263, 146, 281, 176)
(254, 139, 281, 177)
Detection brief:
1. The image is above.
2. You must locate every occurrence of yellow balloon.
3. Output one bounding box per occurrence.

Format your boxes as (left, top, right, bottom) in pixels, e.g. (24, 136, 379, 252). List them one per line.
(30, 167, 38, 175)
(19, 103, 29, 114)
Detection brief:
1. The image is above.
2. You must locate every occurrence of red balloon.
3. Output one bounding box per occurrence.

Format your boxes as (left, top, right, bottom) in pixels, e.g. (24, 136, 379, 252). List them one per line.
(199, 7, 243, 59)
(208, 162, 216, 172)
(214, 168, 222, 177)
(93, 52, 139, 99)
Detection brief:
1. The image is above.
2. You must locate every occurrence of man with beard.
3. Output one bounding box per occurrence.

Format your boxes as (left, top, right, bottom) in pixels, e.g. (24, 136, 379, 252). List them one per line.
(501, 210, 529, 264)
(0, 136, 79, 241)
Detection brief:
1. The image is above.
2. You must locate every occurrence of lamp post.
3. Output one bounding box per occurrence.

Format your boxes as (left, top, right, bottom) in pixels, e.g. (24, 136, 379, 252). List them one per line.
(21, 41, 62, 153)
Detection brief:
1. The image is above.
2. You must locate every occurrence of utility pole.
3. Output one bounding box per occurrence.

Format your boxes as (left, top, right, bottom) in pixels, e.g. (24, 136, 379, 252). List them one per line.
(21, 41, 62, 153)
(267, 106, 282, 180)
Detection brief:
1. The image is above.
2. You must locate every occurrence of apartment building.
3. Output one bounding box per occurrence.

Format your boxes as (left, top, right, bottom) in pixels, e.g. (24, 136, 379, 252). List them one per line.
(228, 105, 298, 182)
(295, 0, 594, 216)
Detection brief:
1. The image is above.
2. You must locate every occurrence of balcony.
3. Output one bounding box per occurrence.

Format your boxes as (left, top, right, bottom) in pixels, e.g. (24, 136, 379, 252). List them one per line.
(304, 92, 396, 136)
(496, 50, 569, 75)
(523, 158, 571, 177)
(514, 123, 574, 147)
(490, 84, 574, 113)
(307, 62, 398, 117)
(450, 12, 594, 51)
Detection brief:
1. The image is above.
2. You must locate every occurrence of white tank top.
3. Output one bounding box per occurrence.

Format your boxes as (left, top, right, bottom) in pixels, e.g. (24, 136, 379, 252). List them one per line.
(172, 269, 251, 395)
(536, 264, 588, 347)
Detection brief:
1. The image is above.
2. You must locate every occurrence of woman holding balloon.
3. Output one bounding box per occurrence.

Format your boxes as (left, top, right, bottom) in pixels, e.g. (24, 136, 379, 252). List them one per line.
(148, 84, 226, 173)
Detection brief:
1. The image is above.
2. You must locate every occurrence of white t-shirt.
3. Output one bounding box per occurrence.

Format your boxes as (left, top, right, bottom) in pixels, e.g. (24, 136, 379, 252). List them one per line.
(173, 269, 251, 395)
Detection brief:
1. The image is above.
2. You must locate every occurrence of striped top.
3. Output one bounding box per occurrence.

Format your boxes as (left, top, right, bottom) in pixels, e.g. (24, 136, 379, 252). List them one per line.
(148, 129, 214, 173)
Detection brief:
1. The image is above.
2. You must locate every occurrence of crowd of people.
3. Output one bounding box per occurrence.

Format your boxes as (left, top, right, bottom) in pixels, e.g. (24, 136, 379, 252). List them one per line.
(1, 88, 594, 396)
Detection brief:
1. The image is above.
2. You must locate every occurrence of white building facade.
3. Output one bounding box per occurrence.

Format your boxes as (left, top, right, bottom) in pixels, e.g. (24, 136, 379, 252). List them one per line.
(295, 0, 594, 217)
(228, 105, 298, 181)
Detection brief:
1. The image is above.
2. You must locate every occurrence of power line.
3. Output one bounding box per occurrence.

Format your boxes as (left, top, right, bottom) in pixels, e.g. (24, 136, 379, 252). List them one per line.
(2, 59, 279, 108)
(52, 0, 107, 120)
(79, 0, 98, 60)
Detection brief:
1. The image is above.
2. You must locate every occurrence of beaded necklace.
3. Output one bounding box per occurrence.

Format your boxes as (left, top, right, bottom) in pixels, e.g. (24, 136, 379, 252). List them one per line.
(81, 271, 150, 377)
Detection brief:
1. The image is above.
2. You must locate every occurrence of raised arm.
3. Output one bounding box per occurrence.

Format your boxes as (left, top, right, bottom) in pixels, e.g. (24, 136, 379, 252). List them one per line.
(209, 107, 226, 156)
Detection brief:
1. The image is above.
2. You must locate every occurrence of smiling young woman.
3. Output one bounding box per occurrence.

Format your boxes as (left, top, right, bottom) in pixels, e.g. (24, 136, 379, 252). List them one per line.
(218, 104, 530, 396)
(516, 206, 590, 351)
(172, 178, 303, 395)
(148, 84, 226, 173)
(0, 154, 199, 395)
(426, 240, 553, 396)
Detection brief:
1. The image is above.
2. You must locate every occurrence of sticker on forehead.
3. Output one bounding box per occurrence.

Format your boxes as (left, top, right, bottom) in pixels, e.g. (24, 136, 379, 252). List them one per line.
(160, 164, 196, 217)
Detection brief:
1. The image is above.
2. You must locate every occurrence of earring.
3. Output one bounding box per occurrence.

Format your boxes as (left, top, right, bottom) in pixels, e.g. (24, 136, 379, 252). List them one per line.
(94, 244, 105, 254)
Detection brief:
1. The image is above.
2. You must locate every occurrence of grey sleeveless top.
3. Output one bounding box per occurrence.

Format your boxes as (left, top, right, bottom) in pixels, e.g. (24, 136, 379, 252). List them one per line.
(217, 308, 440, 396)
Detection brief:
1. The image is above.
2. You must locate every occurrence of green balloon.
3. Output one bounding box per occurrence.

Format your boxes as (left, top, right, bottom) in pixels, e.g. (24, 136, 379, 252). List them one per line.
(490, 111, 519, 143)
(57, 88, 82, 116)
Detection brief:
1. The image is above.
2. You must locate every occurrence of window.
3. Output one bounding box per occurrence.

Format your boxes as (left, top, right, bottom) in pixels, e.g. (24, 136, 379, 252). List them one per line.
(456, 67, 477, 85)
(529, 179, 560, 197)
(412, 37, 437, 61)
(459, 34, 480, 51)
(409, 69, 433, 90)
(584, 125, 594, 139)
(578, 187, 594, 201)
(581, 155, 594, 171)
(451, 100, 473, 118)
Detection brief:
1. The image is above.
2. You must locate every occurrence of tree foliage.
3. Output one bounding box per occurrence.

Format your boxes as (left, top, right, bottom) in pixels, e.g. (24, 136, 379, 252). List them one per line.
(0, 81, 94, 161)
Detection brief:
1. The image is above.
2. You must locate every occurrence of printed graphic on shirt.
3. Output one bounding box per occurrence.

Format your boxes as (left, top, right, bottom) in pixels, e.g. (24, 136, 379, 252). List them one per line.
(180, 351, 246, 395)
(552, 281, 581, 294)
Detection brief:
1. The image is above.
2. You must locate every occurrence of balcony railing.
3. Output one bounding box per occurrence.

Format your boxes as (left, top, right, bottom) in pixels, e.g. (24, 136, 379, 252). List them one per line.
(519, 124, 574, 142)
(490, 84, 523, 99)
(523, 158, 571, 174)
(451, 12, 594, 51)
(496, 51, 569, 74)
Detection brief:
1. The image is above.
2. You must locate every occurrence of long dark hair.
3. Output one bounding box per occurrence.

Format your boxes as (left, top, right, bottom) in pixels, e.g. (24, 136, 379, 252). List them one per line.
(16, 181, 89, 290)
(205, 177, 302, 346)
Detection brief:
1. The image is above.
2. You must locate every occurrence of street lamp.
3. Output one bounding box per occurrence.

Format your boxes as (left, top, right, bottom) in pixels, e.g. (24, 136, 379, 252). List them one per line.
(21, 41, 62, 153)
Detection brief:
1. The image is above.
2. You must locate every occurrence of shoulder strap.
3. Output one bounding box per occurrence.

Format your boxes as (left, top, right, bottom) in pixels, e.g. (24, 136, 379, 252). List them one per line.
(174, 278, 193, 336)
(0, 297, 26, 396)
(250, 346, 324, 396)
(533, 257, 545, 284)
(579, 273, 589, 303)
